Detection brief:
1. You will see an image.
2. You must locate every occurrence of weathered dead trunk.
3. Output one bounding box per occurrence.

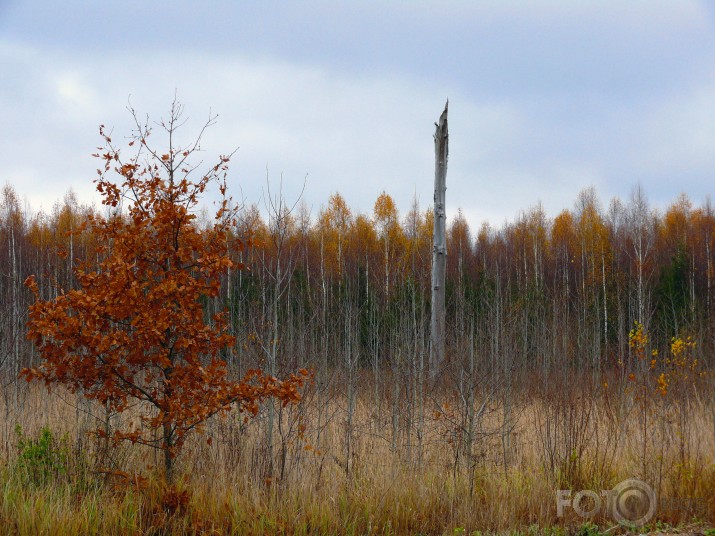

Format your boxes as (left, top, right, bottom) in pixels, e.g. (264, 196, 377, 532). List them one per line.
(430, 101, 449, 381)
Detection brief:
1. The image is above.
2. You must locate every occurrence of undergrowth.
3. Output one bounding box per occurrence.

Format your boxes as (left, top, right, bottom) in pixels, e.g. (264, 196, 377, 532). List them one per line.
(0, 381, 712, 535)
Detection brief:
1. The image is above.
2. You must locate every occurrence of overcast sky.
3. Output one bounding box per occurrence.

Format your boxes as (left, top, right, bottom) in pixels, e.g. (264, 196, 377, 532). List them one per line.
(1, 1, 714, 229)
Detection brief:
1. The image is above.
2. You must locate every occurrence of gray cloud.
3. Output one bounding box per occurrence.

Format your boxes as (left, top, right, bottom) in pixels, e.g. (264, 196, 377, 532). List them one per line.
(1, 1, 714, 230)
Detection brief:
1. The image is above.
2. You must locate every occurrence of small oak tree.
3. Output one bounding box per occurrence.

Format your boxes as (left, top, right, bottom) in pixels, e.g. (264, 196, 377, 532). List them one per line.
(23, 101, 308, 482)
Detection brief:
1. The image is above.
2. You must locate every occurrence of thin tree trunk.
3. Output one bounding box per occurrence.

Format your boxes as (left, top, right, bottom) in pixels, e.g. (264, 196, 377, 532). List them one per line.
(430, 101, 449, 381)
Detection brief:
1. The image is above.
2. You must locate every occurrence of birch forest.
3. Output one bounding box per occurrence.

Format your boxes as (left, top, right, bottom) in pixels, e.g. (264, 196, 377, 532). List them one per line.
(2, 185, 713, 386)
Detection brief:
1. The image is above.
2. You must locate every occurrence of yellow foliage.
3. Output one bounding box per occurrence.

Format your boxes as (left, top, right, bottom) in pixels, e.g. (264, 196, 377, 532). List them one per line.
(628, 321, 648, 359)
(657, 373, 668, 396)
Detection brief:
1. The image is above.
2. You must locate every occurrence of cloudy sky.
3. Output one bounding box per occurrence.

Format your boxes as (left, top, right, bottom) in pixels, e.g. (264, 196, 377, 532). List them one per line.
(1, 1, 714, 229)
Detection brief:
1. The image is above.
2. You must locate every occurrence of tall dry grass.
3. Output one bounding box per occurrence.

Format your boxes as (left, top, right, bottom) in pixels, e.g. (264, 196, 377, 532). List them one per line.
(0, 372, 713, 535)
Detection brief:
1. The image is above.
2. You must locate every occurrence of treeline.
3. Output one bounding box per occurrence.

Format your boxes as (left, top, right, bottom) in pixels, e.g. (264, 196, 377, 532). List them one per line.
(0, 183, 713, 385)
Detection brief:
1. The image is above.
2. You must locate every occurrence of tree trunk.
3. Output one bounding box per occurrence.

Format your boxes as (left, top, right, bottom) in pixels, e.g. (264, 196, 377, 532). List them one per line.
(430, 101, 449, 381)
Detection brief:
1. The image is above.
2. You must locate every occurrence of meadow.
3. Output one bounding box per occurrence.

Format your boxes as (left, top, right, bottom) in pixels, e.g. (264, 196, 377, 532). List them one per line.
(1, 369, 712, 535)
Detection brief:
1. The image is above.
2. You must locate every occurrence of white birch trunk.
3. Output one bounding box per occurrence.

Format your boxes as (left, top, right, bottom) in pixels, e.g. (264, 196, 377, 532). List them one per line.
(430, 101, 449, 380)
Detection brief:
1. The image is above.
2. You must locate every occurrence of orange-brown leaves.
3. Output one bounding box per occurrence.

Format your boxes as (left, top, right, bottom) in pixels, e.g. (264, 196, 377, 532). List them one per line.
(25, 109, 307, 476)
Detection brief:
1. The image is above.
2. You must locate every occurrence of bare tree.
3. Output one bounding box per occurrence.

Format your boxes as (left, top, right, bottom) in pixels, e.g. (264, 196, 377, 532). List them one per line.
(430, 101, 449, 381)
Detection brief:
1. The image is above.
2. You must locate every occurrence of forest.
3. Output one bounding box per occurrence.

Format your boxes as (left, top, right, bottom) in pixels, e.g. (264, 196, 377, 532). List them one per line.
(0, 109, 713, 534)
(3, 184, 713, 383)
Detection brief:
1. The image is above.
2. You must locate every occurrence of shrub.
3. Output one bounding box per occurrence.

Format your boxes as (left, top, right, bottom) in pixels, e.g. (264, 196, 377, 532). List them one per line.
(14, 425, 68, 486)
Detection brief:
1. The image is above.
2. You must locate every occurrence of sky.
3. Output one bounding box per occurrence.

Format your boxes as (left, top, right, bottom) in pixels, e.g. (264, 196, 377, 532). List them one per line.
(1, 1, 715, 230)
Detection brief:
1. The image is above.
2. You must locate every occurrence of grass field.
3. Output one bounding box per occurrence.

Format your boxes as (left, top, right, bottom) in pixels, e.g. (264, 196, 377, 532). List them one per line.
(0, 373, 713, 535)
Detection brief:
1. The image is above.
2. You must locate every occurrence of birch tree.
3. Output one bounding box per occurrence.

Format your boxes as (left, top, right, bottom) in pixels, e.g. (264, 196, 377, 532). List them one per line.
(430, 101, 449, 380)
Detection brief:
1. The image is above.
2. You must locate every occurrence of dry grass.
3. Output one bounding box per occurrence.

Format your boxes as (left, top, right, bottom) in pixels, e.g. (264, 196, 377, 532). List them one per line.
(0, 374, 713, 535)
